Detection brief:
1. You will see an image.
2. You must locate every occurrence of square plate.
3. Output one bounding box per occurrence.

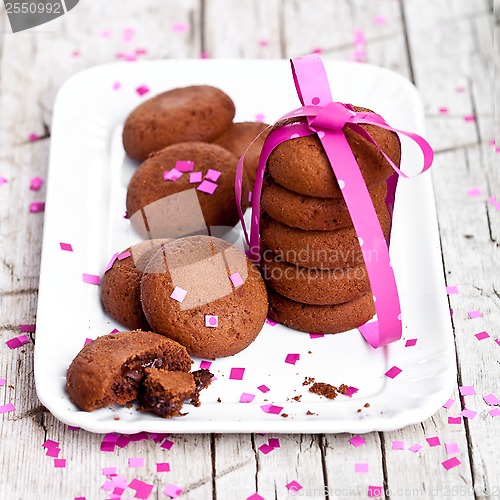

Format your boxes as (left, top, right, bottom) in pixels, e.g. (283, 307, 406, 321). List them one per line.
(34, 59, 455, 434)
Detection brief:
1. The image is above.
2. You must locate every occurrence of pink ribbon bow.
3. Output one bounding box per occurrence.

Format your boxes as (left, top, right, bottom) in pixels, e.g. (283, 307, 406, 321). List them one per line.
(235, 54, 434, 348)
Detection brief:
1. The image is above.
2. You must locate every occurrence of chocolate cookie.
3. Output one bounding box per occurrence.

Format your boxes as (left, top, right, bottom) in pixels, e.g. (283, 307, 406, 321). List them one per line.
(126, 142, 250, 238)
(123, 85, 235, 161)
(261, 174, 388, 231)
(66, 331, 192, 412)
(141, 235, 268, 358)
(267, 106, 400, 198)
(213, 122, 269, 186)
(261, 249, 370, 305)
(267, 288, 375, 334)
(260, 207, 391, 269)
(101, 239, 171, 330)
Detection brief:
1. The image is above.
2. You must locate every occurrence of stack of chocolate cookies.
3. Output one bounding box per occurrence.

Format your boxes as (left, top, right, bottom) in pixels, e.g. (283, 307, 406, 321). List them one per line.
(260, 109, 401, 334)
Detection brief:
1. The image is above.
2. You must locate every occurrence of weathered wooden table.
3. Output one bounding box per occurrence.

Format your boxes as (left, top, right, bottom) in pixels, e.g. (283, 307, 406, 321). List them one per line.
(0, 1, 498, 498)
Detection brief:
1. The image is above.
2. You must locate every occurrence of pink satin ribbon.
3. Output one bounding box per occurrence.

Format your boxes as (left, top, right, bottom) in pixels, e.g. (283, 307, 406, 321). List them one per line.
(235, 54, 434, 348)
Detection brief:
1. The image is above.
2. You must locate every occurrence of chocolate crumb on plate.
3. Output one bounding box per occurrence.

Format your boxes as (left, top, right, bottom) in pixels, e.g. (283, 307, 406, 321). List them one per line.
(309, 382, 347, 400)
(302, 376, 315, 386)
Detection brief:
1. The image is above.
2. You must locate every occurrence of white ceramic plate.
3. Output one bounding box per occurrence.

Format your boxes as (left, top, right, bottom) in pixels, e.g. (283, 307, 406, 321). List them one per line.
(34, 59, 455, 434)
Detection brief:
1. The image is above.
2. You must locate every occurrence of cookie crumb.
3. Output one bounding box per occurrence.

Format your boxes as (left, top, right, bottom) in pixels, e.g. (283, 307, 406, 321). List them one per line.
(303, 376, 315, 386)
(281, 413, 289, 418)
(292, 395, 302, 402)
(364, 403, 370, 408)
(306, 410, 317, 416)
(309, 382, 340, 400)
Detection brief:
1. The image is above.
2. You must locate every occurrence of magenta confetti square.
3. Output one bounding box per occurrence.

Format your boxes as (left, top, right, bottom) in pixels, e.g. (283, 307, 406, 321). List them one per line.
(229, 272, 244, 287)
(0, 176, 7, 186)
(239, 393, 255, 403)
(258, 443, 274, 454)
(385, 366, 402, 379)
(247, 495, 264, 500)
(443, 398, 455, 409)
(45, 447, 61, 458)
(405, 338, 418, 347)
(266, 317, 277, 326)
(426, 436, 441, 447)
(171, 22, 189, 32)
(200, 360, 212, 370)
(367, 485, 383, 498)
(464, 115, 476, 122)
(205, 315, 219, 328)
(82, 273, 100, 285)
(136, 85, 150, 96)
(348, 435, 366, 447)
(30, 176, 44, 191)
(459, 385, 476, 396)
(285, 353, 300, 365)
(84, 338, 93, 346)
(170, 286, 187, 303)
(446, 285, 459, 294)
(442, 457, 461, 470)
(161, 439, 174, 450)
(467, 187, 481, 196)
(157, 462, 170, 472)
(268, 438, 280, 449)
(104, 253, 118, 273)
(409, 444, 422, 453)
(261, 404, 283, 414)
(6, 334, 30, 349)
(197, 179, 218, 194)
(309, 333, 325, 339)
(112, 81, 121, 91)
(286, 480, 303, 491)
(257, 384, 270, 393)
(42, 439, 59, 449)
(475, 331, 490, 341)
(445, 442, 459, 455)
(448, 416, 462, 424)
(205, 169, 222, 182)
(117, 251, 131, 261)
(189, 171, 202, 183)
(54, 459, 66, 468)
(29, 201, 45, 213)
(355, 463, 369, 473)
(230, 367, 245, 380)
(490, 408, 500, 417)
(20, 324, 36, 333)
(460, 409, 477, 419)
(438, 107, 449, 114)
(128, 457, 144, 467)
(467, 310, 482, 319)
(59, 242, 73, 252)
(495, 338, 500, 347)
(163, 483, 183, 498)
(391, 440, 404, 450)
(255, 113, 266, 122)
(175, 160, 194, 172)
(100, 442, 115, 452)
(28, 133, 40, 142)
(133, 480, 154, 499)
(373, 15, 388, 25)
(344, 386, 358, 397)
(163, 168, 183, 182)
(0, 378, 5, 387)
(483, 393, 500, 406)
(102, 467, 117, 476)
(0, 403, 16, 413)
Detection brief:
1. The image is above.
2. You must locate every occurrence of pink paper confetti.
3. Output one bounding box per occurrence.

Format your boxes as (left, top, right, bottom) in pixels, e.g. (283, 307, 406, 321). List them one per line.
(448, 416, 462, 424)
(163, 483, 183, 498)
(130, 479, 154, 499)
(29, 201, 45, 213)
(268, 438, 280, 448)
(200, 360, 212, 370)
(0, 176, 7, 186)
(54, 459, 66, 468)
(459, 385, 476, 396)
(84, 338, 93, 346)
(229, 272, 244, 287)
(353, 28, 366, 45)
(409, 444, 423, 453)
(6, 334, 30, 349)
(355, 463, 369, 473)
(373, 15, 388, 25)
(385, 366, 402, 379)
(367, 485, 382, 498)
(258, 39, 269, 47)
(112, 81, 121, 91)
(240, 393, 255, 403)
(128, 457, 144, 468)
(136, 85, 150, 96)
(45, 447, 61, 458)
(348, 435, 366, 447)
(483, 393, 500, 406)
(175, 160, 194, 172)
(285, 353, 300, 365)
(230, 368, 245, 380)
(170, 286, 187, 303)
(102, 467, 117, 476)
(157, 462, 170, 472)
(391, 440, 404, 450)
(122, 27, 135, 42)
(30, 177, 44, 191)
(260, 404, 283, 415)
(197, 179, 218, 194)
(468, 310, 482, 319)
(464, 115, 476, 122)
(426, 436, 441, 447)
(42, 439, 59, 449)
(0, 378, 5, 386)
(258, 443, 274, 454)
(205, 169, 222, 182)
(20, 324, 35, 333)
(461, 409, 477, 419)
(443, 398, 455, 409)
(446, 285, 459, 294)
(445, 442, 459, 454)
(248, 191, 253, 202)
(200, 51, 211, 59)
(117, 251, 131, 261)
(100, 442, 115, 453)
(442, 457, 461, 470)
(205, 315, 219, 328)
(0, 403, 15, 413)
(189, 172, 203, 183)
(163, 168, 183, 181)
(345, 386, 359, 397)
(82, 273, 100, 285)
(59, 242, 73, 252)
(488, 195, 497, 204)
(161, 439, 174, 450)
(489, 408, 500, 417)
(257, 385, 270, 393)
(255, 113, 266, 122)
(495, 338, 500, 346)
(455, 86, 467, 93)
(28, 133, 40, 142)
(265, 318, 277, 326)
(467, 188, 481, 197)
(246, 495, 264, 500)
(286, 481, 303, 492)
(475, 331, 490, 341)
(405, 338, 417, 347)
(438, 107, 449, 114)
(104, 253, 118, 273)
(171, 22, 189, 32)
